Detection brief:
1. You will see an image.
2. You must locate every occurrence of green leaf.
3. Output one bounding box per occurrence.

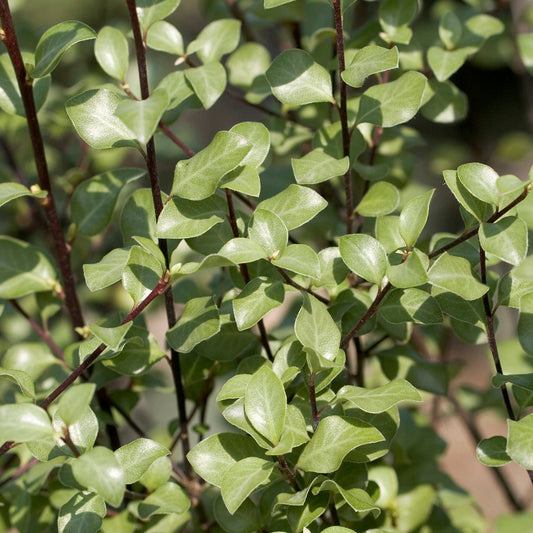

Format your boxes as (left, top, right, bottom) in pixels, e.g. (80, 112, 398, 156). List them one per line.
(187, 433, 265, 488)
(427, 47, 468, 82)
(265, 0, 295, 6)
(136, 0, 181, 32)
(399, 189, 434, 248)
(83, 248, 131, 292)
(518, 33, 533, 75)
(336, 379, 421, 413)
(379, 0, 418, 44)
(214, 496, 261, 533)
(66, 88, 137, 149)
(115, 439, 169, 485)
(342, 46, 399, 88)
(266, 49, 334, 106)
(380, 288, 443, 324)
(442, 169, 489, 222)
(122, 246, 164, 304)
(71, 168, 145, 236)
(518, 292, 533, 356)
(339, 234, 387, 286)
(58, 492, 106, 533)
(507, 413, 533, 469)
(115, 88, 169, 145)
(221, 457, 274, 514)
(465, 14, 504, 40)
(218, 238, 268, 264)
(386, 251, 428, 288)
(272, 244, 321, 280)
(257, 184, 327, 230)
(139, 456, 172, 491)
(356, 182, 399, 217)
(439, 11, 462, 49)
(227, 43, 271, 90)
(94, 26, 128, 81)
(479, 216, 528, 266)
(248, 208, 288, 257)
(33, 21, 96, 78)
(244, 366, 286, 446)
(172, 131, 251, 200)
(497, 271, 533, 309)
(295, 294, 341, 361)
(229, 122, 270, 167)
(167, 296, 220, 353)
(188, 19, 241, 64)
(428, 253, 488, 301)
(146, 21, 184, 55)
(88, 322, 131, 351)
(233, 277, 284, 331)
(0, 53, 50, 116)
(476, 436, 511, 467)
(292, 150, 349, 185)
(136, 482, 189, 518)
(0, 236, 56, 298)
(376, 215, 404, 253)
(357, 72, 427, 127)
(0, 367, 35, 398)
(0, 403, 53, 444)
(457, 163, 500, 206)
(421, 79, 467, 124)
(297, 416, 383, 473)
(57, 384, 96, 426)
(219, 166, 261, 196)
(0, 182, 47, 208)
(185, 62, 226, 109)
(156, 195, 226, 239)
(72, 447, 125, 507)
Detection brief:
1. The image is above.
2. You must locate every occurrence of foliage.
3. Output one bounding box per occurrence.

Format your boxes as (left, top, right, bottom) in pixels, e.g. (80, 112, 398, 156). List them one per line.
(0, 0, 532, 531)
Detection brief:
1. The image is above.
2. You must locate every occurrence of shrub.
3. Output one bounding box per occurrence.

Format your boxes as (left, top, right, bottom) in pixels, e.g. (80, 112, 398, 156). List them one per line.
(0, 0, 532, 531)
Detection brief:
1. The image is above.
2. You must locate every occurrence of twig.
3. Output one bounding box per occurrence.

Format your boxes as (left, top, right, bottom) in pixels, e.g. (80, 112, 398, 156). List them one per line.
(274, 265, 330, 304)
(0, 458, 39, 489)
(309, 372, 320, 430)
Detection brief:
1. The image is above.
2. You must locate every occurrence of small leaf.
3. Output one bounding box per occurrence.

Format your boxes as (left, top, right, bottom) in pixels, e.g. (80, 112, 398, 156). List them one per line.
(387, 251, 428, 288)
(66, 88, 137, 149)
(221, 457, 274, 515)
(185, 62, 226, 109)
(83, 248, 131, 292)
(292, 150, 349, 185)
(172, 131, 251, 200)
(136, 0, 181, 32)
(233, 277, 284, 331)
(257, 184, 327, 230)
(297, 416, 383, 473)
(187, 19, 241, 64)
(356, 182, 399, 217)
(94, 26, 129, 81)
(336, 379, 421, 413)
(229, 122, 271, 167)
(57, 383, 96, 426)
(439, 11, 462, 49)
(457, 163, 500, 206)
(339, 234, 387, 286)
(421, 79, 467, 124)
(33, 21, 96, 78)
(166, 297, 220, 353)
(0, 367, 35, 398)
(442, 169, 489, 222)
(266, 49, 334, 106)
(379, 0, 418, 44)
(272, 244, 321, 280)
(58, 492, 106, 533)
(72, 446, 126, 507)
(357, 71, 427, 127)
(227, 43, 271, 90)
(399, 189, 434, 248)
(427, 46, 468, 82)
(137, 482, 190, 518)
(248, 208, 288, 257)
(115, 438, 169, 485)
(0, 182, 47, 208)
(88, 322, 132, 351)
(244, 366, 286, 446)
(518, 292, 533, 356)
(0, 403, 53, 444)
(380, 288, 443, 324)
(479, 216, 528, 266)
(476, 436, 511, 467)
(122, 246, 164, 304)
(218, 238, 268, 264)
(342, 45, 399, 88)
(295, 294, 341, 361)
(146, 21, 183, 55)
(507, 414, 533, 470)
(428, 253, 488, 301)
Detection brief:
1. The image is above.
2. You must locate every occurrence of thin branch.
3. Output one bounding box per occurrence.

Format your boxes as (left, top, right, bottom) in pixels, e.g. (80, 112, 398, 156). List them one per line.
(158, 121, 195, 157)
(0, 458, 39, 489)
(309, 372, 320, 430)
(274, 265, 330, 304)
(0, 0, 84, 329)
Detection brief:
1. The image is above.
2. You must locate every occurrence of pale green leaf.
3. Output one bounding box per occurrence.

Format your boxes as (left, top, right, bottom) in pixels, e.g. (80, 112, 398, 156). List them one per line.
(115, 438, 169, 485)
(476, 436, 511, 467)
(0, 403, 53, 444)
(507, 414, 533, 469)
(94, 26, 128, 81)
(57, 384, 96, 426)
(146, 21, 183, 55)
(248, 208, 288, 257)
(122, 246, 164, 304)
(136, 0, 181, 32)
(380, 288, 443, 324)
(479, 216, 528, 266)
(439, 11, 462, 49)
(265, 0, 295, 6)
(0, 182, 47, 208)
(187, 19, 241, 64)
(518, 33, 533, 74)
(427, 46, 468, 82)
(421, 79, 467, 124)
(185, 62, 226, 109)
(457, 162, 499, 206)
(399, 189, 434, 248)
(0, 368, 34, 398)
(58, 492, 106, 533)
(139, 456, 172, 491)
(88, 322, 131, 351)
(342, 46, 399, 88)
(272, 244, 321, 280)
(136, 482, 190, 518)
(442, 169, 489, 221)
(227, 43, 271, 90)
(229, 122, 270, 167)
(356, 182, 399, 217)
(83, 248, 131, 292)
(217, 238, 268, 264)
(219, 166, 261, 196)
(292, 149, 349, 185)
(339, 234, 387, 286)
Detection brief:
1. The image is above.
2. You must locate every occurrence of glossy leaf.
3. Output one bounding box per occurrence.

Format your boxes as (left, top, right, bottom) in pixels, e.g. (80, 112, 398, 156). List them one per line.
(58, 492, 106, 533)
(88, 322, 131, 351)
(83, 248, 131, 292)
(33, 21, 96, 78)
(356, 182, 399, 217)
(266, 49, 334, 106)
(233, 277, 284, 331)
(272, 244, 321, 280)
(292, 150, 349, 185)
(172, 131, 251, 200)
(122, 246, 164, 304)
(357, 71, 427, 127)
(244, 366, 286, 445)
(380, 288, 443, 324)
(476, 436, 511, 467)
(248, 208, 288, 257)
(115, 439, 169, 485)
(399, 189, 434, 248)
(188, 19, 241, 64)
(218, 238, 268, 264)
(386, 251, 428, 288)
(457, 162, 500, 206)
(166, 297, 220, 353)
(229, 122, 270, 167)
(479, 216, 528, 266)
(136, 0, 181, 32)
(146, 21, 184, 55)
(0, 182, 47, 208)
(339, 234, 387, 286)
(0, 367, 35, 398)
(427, 47, 468, 82)
(57, 383, 96, 426)
(297, 416, 383, 473)
(507, 414, 533, 469)
(442, 169, 489, 221)
(227, 43, 271, 90)
(342, 45, 399, 88)
(94, 26, 128, 81)
(0, 403, 53, 443)
(295, 294, 341, 361)
(185, 62, 226, 109)
(136, 482, 190, 518)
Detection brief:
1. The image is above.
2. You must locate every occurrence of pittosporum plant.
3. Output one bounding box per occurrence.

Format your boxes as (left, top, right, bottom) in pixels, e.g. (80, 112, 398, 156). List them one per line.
(0, 0, 533, 531)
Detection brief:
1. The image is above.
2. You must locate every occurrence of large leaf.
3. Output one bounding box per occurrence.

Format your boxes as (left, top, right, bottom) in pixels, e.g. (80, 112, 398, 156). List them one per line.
(507, 413, 533, 470)
(295, 294, 341, 361)
(479, 216, 528, 266)
(33, 20, 96, 78)
(356, 71, 427, 127)
(266, 49, 334, 106)
(297, 416, 383, 473)
(71, 168, 144, 236)
(94, 26, 129, 81)
(342, 45, 399, 88)
(248, 208, 288, 257)
(0, 236, 57, 298)
(172, 131, 251, 200)
(292, 150, 349, 185)
(115, 439, 169, 485)
(187, 19, 241, 64)
(185, 62, 226, 109)
(0, 403, 53, 443)
(339, 234, 387, 286)
(457, 162, 499, 206)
